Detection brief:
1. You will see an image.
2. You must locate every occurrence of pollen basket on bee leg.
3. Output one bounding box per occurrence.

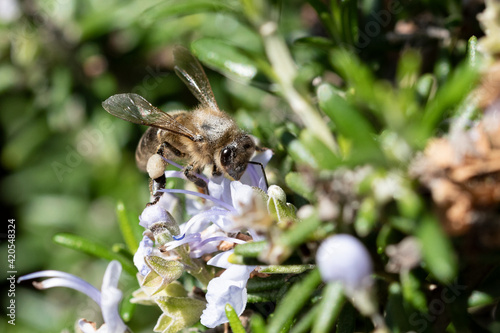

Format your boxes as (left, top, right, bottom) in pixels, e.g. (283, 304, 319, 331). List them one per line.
(147, 154, 167, 179)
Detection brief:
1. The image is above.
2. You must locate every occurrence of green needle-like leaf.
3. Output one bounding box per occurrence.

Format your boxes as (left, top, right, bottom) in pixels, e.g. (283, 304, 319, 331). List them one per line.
(280, 210, 322, 248)
(289, 305, 320, 333)
(234, 240, 267, 257)
(267, 269, 323, 333)
(418, 63, 479, 144)
(225, 303, 246, 333)
(317, 83, 383, 164)
(53, 233, 136, 276)
(298, 129, 341, 170)
(250, 313, 268, 333)
(312, 282, 345, 333)
(258, 265, 314, 274)
(285, 172, 315, 202)
(400, 270, 428, 312)
(120, 291, 136, 322)
(417, 214, 458, 284)
(467, 36, 479, 68)
(116, 201, 141, 253)
(247, 275, 290, 293)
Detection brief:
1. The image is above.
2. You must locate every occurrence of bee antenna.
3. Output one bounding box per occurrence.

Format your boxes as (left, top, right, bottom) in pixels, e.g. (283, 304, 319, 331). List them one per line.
(248, 161, 269, 190)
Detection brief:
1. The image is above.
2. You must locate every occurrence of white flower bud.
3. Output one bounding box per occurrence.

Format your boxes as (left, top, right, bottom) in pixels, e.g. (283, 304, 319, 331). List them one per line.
(268, 185, 286, 203)
(316, 234, 373, 292)
(139, 205, 180, 243)
(139, 205, 170, 229)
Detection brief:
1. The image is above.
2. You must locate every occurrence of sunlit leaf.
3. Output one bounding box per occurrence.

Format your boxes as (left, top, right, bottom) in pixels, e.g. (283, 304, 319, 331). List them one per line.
(52, 233, 136, 276)
(191, 38, 259, 81)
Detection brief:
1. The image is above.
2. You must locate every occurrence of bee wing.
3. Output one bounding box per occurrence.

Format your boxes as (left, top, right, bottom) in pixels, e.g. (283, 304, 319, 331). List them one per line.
(102, 93, 200, 141)
(173, 46, 220, 112)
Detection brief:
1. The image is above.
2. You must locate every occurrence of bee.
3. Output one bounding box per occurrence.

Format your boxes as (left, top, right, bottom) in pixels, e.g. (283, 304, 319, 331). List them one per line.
(102, 47, 262, 203)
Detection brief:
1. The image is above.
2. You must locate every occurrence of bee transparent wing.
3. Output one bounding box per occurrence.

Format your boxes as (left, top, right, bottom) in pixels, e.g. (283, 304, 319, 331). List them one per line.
(102, 93, 200, 141)
(173, 46, 220, 112)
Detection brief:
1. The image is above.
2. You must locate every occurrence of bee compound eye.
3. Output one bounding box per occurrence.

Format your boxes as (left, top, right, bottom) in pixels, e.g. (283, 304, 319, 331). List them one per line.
(221, 147, 232, 167)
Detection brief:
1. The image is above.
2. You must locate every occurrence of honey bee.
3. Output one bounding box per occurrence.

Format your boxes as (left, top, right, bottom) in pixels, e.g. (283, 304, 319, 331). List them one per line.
(102, 47, 262, 203)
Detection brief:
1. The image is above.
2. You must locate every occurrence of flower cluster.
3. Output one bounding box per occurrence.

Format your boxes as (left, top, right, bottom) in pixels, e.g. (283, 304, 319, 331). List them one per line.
(18, 147, 391, 333)
(131, 150, 275, 330)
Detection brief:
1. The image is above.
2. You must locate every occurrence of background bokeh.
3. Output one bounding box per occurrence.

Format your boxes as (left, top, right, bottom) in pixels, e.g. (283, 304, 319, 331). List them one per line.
(0, 1, 302, 331)
(1, 0, 496, 332)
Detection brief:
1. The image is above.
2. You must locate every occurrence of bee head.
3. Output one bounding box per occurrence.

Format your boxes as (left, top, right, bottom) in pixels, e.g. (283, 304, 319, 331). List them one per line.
(219, 135, 256, 180)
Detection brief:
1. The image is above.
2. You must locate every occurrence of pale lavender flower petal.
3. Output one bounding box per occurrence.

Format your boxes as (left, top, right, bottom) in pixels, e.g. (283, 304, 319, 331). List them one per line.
(200, 264, 255, 328)
(251, 148, 273, 166)
(207, 175, 225, 200)
(163, 170, 184, 179)
(165, 233, 202, 251)
(190, 235, 246, 259)
(185, 195, 205, 216)
(179, 207, 230, 235)
(139, 204, 171, 229)
(0, 0, 20, 23)
(156, 191, 180, 212)
(134, 235, 154, 276)
(161, 188, 236, 213)
(240, 149, 273, 190)
(100, 261, 128, 333)
(18, 271, 101, 305)
(207, 176, 233, 205)
(207, 250, 234, 269)
(19, 261, 128, 333)
(229, 181, 256, 215)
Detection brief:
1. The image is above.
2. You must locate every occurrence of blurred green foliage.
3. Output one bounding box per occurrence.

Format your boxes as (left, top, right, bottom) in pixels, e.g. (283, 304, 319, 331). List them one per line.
(1, 0, 498, 332)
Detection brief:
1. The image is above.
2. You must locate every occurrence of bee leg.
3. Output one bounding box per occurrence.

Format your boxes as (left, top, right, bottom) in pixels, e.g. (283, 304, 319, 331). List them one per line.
(147, 174, 166, 206)
(184, 165, 208, 194)
(158, 141, 185, 159)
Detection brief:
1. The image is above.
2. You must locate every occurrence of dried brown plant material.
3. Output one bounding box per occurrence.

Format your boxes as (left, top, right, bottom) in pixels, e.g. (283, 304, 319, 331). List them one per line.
(412, 104, 500, 240)
(217, 233, 253, 252)
(249, 271, 269, 278)
(217, 240, 235, 252)
(475, 61, 500, 109)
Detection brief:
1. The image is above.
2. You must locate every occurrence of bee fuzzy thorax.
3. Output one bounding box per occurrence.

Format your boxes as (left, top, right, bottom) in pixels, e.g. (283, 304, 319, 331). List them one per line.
(193, 107, 238, 144)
